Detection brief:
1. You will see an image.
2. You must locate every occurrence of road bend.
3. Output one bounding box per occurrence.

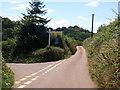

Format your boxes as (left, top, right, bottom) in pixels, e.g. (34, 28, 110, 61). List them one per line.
(7, 46, 96, 88)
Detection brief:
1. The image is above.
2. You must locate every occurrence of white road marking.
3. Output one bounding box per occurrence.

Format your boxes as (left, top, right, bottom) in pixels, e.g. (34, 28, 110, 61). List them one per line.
(14, 63, 56, 85)
(15, 81, 21, 84)
(18, 85, 26, 88)
(16, 60, 64, 88)
(31, 78, 37, 81)
(31, 73, 36, 76)
(24, 81, 32, 85)
(38, 62, 59, 72)
(31, 76, 39, 81)
(43, 60, 64, 75)
(20, 78, 27, 81)
(26, 75, 31, 78)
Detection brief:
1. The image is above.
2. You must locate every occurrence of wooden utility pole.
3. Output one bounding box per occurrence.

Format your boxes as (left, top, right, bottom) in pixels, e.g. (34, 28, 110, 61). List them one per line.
(91, 14, 94, 37)
(48, 29, 51, 47)
(118, 1, 120, 18)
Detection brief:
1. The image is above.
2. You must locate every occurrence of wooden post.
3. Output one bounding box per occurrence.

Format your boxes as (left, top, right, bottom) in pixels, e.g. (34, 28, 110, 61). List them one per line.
(91, 14, 94, 37)
(48, 29, 51, 47)
(118, 1, 120, 18)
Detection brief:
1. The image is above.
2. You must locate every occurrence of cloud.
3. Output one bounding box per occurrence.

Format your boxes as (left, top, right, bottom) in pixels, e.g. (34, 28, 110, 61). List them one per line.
(11, 4, 29, 10)
(9, 15, 23, 21)
(11, 1, 20, 4)
(93, 19, 115, 27)
(11, 4, 54, 13)
(78, 16, 90, 21)
(47, 19, 69, 29)
(85, 1, 99, 7)
(47, 9, 54, 13)
(104, 19, 115, 25)
(94, 22, 103, 27)
(77, 24, 86, 29)
(42, 8, 54, 13)
(43, 0, 119, 2)
(0, 0, 118, 2)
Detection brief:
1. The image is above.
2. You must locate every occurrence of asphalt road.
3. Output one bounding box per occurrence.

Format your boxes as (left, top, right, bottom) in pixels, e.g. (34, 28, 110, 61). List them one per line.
(7, 46, 96, 88)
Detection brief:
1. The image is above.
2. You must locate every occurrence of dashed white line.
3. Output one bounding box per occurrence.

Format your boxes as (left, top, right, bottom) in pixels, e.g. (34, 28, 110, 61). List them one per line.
(18, 85, 26, 88)
(26, 76, 31, 78)
(43, 60, 64, 75)
(38, 62, 59, 72)
(15, 63, 56, 85)
(24, 81, 32, 85)
(20, 78, 27, 81)
(16, 60, 64, 88)
(31, 78, 37, 81)
(31, 76, 39, 81)
(15, 81, 21, 84)
(31, 73, 36, 76)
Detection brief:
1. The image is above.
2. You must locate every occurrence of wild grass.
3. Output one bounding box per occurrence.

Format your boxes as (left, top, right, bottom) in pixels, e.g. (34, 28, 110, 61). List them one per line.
(2, 58, 14, 89)
(83, 18, 119, 88)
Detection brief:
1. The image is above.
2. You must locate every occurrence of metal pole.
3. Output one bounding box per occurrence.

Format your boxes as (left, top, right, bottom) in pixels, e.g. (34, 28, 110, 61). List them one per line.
(91, 14, 94, 37)
(48, 29, 51, 46)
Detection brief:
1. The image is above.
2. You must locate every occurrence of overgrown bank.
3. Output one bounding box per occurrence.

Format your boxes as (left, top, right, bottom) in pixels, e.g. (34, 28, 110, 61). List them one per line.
(1, 58, 14, 89)
(83, 18, 119, 88)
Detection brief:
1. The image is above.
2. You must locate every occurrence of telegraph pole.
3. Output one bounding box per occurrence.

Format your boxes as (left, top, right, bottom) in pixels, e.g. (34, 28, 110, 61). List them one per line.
(48, 29, 51, 47)
(118, 1, 120, 19)
(91, 14, 94, 37)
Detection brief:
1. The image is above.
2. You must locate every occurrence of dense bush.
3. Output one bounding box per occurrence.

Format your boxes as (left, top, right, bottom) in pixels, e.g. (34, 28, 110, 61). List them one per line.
(83, 18, 119, 88)
(2, 39, 16, 62)
(65, 36, 78, 54)
(32, 46, 64, 62)
(2, 57, 14, 89)
(50, 33, 78, 55)
(2, 17, 16, 41)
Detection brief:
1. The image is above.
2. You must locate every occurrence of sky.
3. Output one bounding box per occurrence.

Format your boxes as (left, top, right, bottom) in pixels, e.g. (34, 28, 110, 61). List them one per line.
(0, 0, 119, 33)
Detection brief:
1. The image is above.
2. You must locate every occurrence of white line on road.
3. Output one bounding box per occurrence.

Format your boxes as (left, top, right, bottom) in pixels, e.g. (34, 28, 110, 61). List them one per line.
(15, 81, 21, 84)
(26, 75, 32, 78)
(18, 85, 26, 88)
(31, 76, 39, 81)
(15, 62, 56, 85)
(43, 60, 64, 75)
(24, 81, 32, 85)
(38, 61, 61, 73)
(20, 78, 27, 81)
(16, 60, 64, 88)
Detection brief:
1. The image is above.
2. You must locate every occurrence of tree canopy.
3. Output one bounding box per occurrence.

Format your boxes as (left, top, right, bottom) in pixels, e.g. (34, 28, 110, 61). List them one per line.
(13, 0, 50, 55)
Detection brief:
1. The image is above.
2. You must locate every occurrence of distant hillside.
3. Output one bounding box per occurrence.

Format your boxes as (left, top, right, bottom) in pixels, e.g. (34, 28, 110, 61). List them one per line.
(54, 26, 91, 44)
(83, 18, 119, 88)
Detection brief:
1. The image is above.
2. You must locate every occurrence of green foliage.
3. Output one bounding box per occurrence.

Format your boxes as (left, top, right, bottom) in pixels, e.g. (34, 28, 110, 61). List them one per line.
(32, 46, 64, 62)
(50, 33, 78, 55)
(83, 18, 119, 88)
(63, 25, 91, 42)
(2, 18, 16, 29)
(2, 18, 16, 41)
(64, 36, 78, 54)
(2, 39, 16, 62)
(13, 0, 50, 56)
(2, 58, 14, 89)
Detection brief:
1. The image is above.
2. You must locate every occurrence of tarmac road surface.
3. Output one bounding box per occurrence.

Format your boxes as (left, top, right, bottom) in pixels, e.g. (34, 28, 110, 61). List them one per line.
(7, 46, 96, 88)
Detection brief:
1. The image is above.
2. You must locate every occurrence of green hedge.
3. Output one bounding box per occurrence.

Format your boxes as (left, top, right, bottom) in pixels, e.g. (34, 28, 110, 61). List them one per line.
(32, 46, 64, 62)
(2, 58, 14, 89)
(83, 18, 119, 88)
(65, 36, 78, 54)
(2, 38, 16, 62)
